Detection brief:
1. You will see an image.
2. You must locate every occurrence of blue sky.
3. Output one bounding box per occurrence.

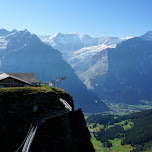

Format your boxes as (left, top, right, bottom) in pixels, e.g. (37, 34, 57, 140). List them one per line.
(0, 0, 152, 37)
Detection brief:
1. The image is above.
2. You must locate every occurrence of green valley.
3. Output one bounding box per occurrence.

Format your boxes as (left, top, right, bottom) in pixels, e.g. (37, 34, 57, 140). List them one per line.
(86, 109, 152, 152)
(103, 100, 152, 115)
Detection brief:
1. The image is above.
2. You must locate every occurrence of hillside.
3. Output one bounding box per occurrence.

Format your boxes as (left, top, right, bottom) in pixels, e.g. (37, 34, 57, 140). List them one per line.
(0, 29, 109, 113)
(86, 109, 152, 152)
(0, 87, 95, 152)
(91, 35, 152, 104)
(75, 31, 152, 105)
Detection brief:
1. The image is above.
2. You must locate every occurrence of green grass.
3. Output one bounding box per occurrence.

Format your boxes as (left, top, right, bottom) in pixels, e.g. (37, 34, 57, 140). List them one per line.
(0, 86, 61, 94)
(90, 134, 134, 152)
(108, 120, 134, 130)
(0, 86, 70, 105)
(103, 101, 152, 116)
(0, 86, 67, 94)
(123, 122, 134, 130)
(88, 119, 134, 133)
(87, 120, 134, 152)
(90, 133, 107, 152)
(40, 84, 47, 88)
(109, 138, 133, 152)
(86, 100, 152, 152)
(140, 100, 152, 105)
(88, 123, 104, 132)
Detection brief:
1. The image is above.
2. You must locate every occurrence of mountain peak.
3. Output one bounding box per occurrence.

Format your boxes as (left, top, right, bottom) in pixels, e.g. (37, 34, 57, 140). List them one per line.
(54, 32, 62, 37)
(0, 29, 10, 36)
(140, 30, 152, 41)
(10, 29, 17, 33)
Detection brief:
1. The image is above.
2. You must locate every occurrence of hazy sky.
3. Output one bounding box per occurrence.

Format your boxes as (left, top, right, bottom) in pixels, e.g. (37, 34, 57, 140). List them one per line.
(0, 0, 152, 37)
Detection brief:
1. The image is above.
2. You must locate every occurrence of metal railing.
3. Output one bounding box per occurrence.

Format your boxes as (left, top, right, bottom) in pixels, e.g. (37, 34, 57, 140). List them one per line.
(21, 98, 72, 152)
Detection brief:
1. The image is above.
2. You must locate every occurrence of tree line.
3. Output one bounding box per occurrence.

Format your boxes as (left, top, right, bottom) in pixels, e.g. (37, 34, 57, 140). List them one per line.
(86, 109, 152, 151)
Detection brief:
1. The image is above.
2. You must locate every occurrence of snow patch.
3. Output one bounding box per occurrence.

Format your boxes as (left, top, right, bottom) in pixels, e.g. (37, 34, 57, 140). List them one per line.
(0, 36, 8, 49)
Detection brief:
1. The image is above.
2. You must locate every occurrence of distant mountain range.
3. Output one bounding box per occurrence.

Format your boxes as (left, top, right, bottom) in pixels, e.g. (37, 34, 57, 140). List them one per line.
(39, 32, 132, 63)
(39, 33, 133, 83)
(0, 29, 109, 113)
(1, 28, 152, 108)
(40, 31, 152, 105)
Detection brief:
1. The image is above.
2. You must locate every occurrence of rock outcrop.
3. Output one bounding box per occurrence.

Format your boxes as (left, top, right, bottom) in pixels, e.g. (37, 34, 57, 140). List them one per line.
(0, 87, 95, 152)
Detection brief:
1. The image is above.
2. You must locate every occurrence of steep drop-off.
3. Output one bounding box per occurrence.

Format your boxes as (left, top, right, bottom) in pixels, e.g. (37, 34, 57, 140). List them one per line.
(0, 87, 94, 152)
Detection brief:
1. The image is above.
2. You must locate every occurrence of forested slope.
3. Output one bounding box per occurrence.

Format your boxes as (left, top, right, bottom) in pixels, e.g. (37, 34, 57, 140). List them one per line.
(86, 109, 152, 151)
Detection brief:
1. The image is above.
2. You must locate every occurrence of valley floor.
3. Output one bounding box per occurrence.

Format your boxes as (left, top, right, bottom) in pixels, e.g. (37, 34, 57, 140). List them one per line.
(85, 103, 152, 152)
(103, 100, 152, 115)
(91, 133, 134, 152)
(88, 123, 134, 152)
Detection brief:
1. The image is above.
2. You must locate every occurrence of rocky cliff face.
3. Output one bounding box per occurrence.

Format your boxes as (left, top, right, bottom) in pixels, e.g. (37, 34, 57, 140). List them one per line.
(0, 87, 95, 152)
(84, 35, 152, 104)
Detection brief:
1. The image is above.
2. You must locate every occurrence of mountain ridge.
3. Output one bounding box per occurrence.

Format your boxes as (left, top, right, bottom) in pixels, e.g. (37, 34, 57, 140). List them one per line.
(85, 35, 152, 104)
(40, 30, 152, 105)
(0, 29, 109, 113)
(39, 32, 133, 63)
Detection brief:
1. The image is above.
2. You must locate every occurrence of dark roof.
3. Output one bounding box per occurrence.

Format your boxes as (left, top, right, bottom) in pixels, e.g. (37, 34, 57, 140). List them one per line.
(6, 73, 39, 84)
(0, 73, 31, 85)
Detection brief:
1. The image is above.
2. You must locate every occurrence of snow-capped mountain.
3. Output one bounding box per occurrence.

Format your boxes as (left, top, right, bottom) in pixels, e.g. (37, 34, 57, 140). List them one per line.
(40, 32, 83, 52)
(0, 29, 109, 113)
(0, 29, 33, 51)
(40, 31, 152, 106)
(88, 34, 152, 104)
(40, 32, 100, 48)
(39, 33, 125, 51)
(74, 30, 152, 105)
(39, 32, 133, 89)
(39, 33, 132, 65)
(0, 29, 10, 49)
